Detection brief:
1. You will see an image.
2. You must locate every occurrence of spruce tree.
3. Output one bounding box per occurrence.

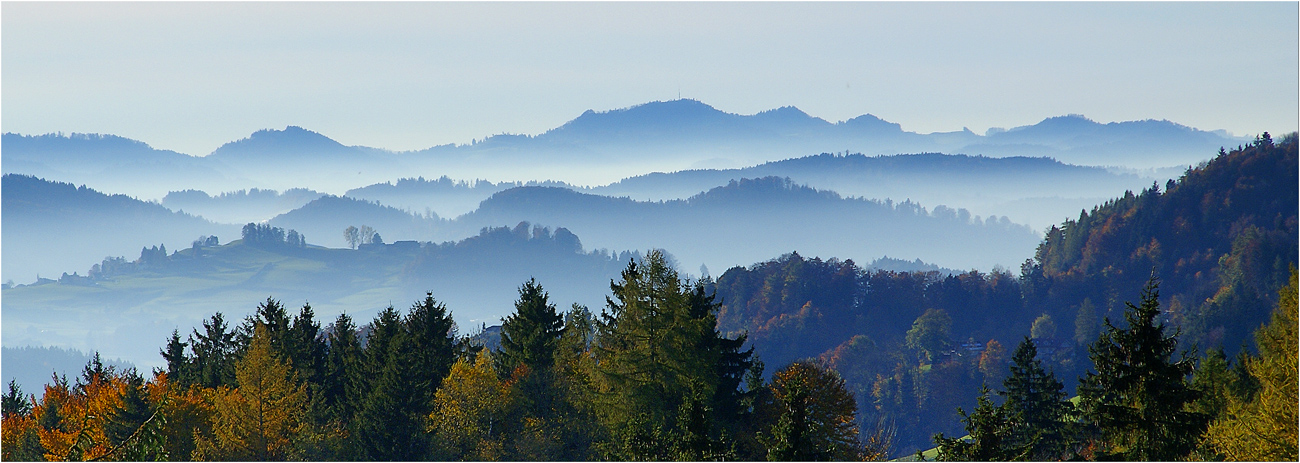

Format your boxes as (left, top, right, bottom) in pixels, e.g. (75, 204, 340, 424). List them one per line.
(1001, 337, 1074, 459)
(323, 313, 363, 423)
(403, 292, 456, 409)
(351, 294, 455, 460)
(351, 305, 424, 460)
(192, 312, 237, 388)
(1078, 275, 1209, 460)
(498, 278, 565, 374)
(160, 329, 192, 387)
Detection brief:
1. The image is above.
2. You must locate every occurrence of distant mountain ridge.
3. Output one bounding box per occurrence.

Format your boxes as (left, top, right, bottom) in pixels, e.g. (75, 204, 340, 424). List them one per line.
(3, 100, 1246, 198)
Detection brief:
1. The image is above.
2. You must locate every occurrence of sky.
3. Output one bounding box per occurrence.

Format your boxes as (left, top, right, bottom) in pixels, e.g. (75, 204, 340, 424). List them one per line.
(3, 2, 1297, 157)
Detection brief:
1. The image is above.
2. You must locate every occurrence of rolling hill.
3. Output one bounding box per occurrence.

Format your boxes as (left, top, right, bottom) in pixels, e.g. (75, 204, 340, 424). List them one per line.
(1, 174, 239, 282)
(445, 176, 1041, 272)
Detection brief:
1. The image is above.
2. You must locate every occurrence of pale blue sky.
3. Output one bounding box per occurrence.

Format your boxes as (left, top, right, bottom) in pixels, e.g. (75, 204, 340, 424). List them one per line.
(3, 2, 1297, 156)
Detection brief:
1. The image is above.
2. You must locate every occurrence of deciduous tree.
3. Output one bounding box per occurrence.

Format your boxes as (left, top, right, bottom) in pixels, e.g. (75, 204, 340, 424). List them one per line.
(764, 360, 860, 461)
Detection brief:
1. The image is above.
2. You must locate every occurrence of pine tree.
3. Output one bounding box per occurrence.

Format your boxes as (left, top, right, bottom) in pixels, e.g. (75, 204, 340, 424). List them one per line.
(498, 278, 565, 375)
(1078, 275, 1209, 460)
(1000, 337, 1074, 459)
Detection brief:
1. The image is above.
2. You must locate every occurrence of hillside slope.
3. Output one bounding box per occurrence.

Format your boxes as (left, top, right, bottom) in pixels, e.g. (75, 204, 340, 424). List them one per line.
(1027, 132, 1298, 353)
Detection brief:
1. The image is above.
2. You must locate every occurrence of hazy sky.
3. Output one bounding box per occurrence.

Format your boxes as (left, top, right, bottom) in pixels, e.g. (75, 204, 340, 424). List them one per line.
(3, 2, 1297, 156)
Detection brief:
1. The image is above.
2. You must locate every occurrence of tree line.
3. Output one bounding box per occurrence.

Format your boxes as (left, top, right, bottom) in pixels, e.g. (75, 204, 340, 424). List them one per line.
(0, 251, 882, 461)
(930, 270, 1296, 461)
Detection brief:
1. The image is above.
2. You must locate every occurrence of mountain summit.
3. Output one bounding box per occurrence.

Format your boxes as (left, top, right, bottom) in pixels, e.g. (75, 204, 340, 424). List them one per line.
(207, 126, 355, 160)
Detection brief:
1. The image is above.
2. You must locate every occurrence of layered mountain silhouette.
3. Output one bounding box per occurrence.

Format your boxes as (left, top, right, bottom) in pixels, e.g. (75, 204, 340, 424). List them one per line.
(162, 187, 326, 225)
(442, 177, 1041, 272)
(343, 152, 1152, 230)
(2, 174, 238, 281)
(3, 100, 1245, 198)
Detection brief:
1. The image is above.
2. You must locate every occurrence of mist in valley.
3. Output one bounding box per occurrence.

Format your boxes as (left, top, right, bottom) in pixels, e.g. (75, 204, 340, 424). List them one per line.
(0, 99, 1257, 396)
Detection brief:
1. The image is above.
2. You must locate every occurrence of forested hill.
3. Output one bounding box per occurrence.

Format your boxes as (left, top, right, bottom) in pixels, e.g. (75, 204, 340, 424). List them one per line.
(707, 133, 1298, 455)
(453, 176, 1040, 271)
(1026, 132, 1298, 354)
(1, 174, 238, 282)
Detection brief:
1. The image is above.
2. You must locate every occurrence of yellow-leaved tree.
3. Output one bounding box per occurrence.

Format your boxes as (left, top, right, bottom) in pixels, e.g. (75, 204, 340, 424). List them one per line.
(428, 352, 516, 460)
(193, 323, 307, 461)
(1204, 268, 1298, 460)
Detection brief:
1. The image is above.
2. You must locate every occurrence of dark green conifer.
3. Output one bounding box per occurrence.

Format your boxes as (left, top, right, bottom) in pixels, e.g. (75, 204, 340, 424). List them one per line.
(324, 313, 363, 423)
(2, 380, 31, 419)
(160, 329, 193, 387)
(1078, 275, 1210, 460)
(498, 278, 565, 374)
(933, 386, 1029, 461)
(105, 371, 152, 447)
(1001, 337, 1074, 459)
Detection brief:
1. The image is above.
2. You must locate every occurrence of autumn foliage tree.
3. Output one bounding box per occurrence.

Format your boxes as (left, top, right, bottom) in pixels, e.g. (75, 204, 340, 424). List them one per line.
(1203, 268, 1298, 460)
(763, 360, 861, 461)
(193, 323, 307, 461)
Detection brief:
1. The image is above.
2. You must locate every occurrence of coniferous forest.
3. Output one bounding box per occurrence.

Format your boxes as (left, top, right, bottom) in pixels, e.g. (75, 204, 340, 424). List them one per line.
(1, 136, 1296, 461)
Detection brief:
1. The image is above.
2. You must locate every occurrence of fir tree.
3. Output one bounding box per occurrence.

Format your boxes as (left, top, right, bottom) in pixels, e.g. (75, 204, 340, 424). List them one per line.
(1078, 275, 1209, 460)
